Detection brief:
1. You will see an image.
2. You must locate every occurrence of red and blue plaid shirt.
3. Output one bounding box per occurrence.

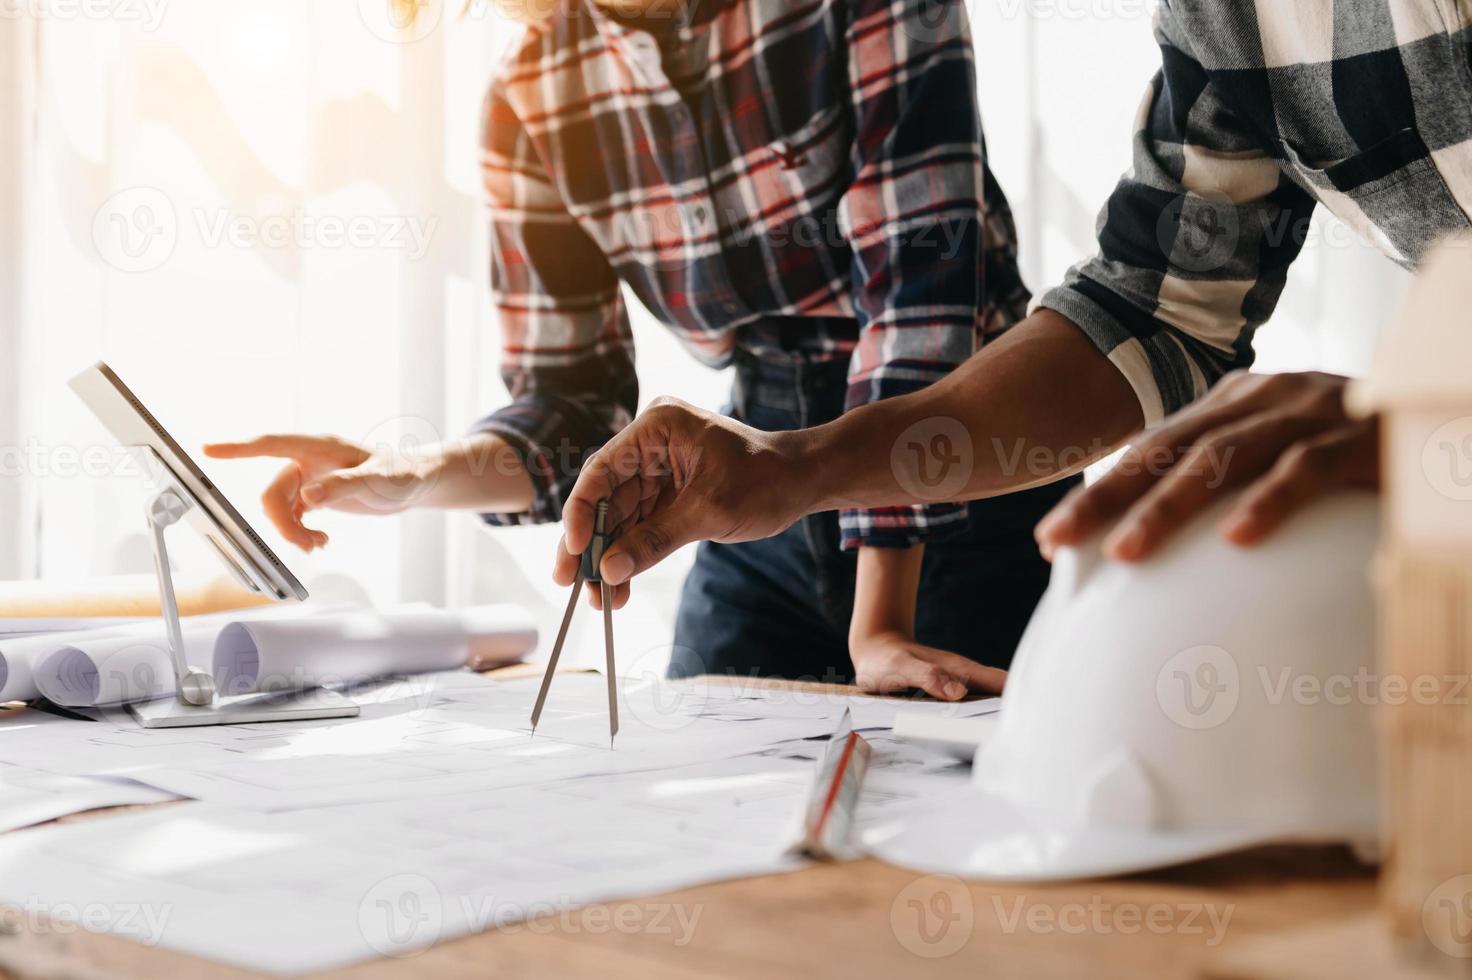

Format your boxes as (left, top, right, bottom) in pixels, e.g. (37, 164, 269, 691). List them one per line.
(475, 0, 1028, 548)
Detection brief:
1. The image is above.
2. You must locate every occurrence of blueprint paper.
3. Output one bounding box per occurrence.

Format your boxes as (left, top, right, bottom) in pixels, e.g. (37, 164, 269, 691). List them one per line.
(0, 674, 840, 811)
(0, 761, 180, 833)
(636, 677, 1001, 730)
(0, 746, 964, 975)
(213, 606, 536, 696)
(33, 626, 222, 707)
(0, 673, 938, 812)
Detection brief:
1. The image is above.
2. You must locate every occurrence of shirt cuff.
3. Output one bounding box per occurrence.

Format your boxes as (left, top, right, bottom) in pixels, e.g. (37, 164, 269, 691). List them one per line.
(1034, 281, 1206, 430)
(839, 504, 969, 550)
(470, 407, 577, 527)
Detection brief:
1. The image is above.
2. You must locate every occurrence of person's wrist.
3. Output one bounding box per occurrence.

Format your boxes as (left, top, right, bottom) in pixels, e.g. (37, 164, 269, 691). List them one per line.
(773, 422, 844, 516)
(416, 438, 468, 496)
(418, 432, 532, 511)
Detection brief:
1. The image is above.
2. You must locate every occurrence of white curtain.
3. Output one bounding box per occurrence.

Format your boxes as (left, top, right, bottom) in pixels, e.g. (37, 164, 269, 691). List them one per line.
(4, 1, 1406, 644)
(14, 2, 522, 605)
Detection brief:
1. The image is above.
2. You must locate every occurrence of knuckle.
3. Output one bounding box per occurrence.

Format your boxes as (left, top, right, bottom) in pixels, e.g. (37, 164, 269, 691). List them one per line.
(1136, 495, 1182, 529)
(646, 397, 694, 425)
(1259, 372, 1297, 398)
(635, 524, 674, 560)
(1071, 491, 1106, 523)
(1215, 370, 1255, 397)
(1178, 439, 1219, 472)
(1063, 495, 1111, 531)
(1061, 483, 1105, 519)
(1303, 386, 1347, 417)
(918, 666, 946, 689)
(1182, 437, 1232, 479)
(1278, 442, 1322, 477)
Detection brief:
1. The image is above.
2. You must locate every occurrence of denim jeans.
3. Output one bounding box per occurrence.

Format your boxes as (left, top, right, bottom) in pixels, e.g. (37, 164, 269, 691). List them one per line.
(668, 352, 1080, 682)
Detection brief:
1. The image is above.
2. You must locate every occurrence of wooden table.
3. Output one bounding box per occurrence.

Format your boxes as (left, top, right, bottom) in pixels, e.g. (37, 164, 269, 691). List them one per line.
(0, 677, 1379, 980)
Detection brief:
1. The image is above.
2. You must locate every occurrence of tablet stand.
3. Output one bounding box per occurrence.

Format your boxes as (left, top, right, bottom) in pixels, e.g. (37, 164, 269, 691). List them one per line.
(126, 449, 359, 729)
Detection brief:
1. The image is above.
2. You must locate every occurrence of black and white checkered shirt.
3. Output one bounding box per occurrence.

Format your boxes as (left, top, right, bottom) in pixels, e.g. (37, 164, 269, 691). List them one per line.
(1038, 0, 1472, 426)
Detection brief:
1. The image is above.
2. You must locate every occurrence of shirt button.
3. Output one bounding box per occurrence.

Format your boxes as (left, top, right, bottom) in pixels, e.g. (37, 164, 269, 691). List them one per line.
(722, 300, 741, 315)
(689, 203, 709, 228)
(631, 37, 659, 67)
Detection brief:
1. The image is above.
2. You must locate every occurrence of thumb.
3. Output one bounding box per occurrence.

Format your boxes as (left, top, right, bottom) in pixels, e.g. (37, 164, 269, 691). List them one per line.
(598, 504, 701, 585)
(300, 470, 371, 508)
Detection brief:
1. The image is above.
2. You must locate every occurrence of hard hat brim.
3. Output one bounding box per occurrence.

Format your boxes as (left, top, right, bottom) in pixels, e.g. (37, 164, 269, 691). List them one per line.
(862, 784, 1333, 883)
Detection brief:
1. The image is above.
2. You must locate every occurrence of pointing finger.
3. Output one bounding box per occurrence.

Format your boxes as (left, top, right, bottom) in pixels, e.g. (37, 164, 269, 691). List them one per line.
(204, 435, 365, 467)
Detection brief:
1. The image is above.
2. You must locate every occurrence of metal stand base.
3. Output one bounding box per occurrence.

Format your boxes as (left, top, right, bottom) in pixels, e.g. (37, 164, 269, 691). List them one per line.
(127, 687, 360, 729)
(124, 447, 359, 730)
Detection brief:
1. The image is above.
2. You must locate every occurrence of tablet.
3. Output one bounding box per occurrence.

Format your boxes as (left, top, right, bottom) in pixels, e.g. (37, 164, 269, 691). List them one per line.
(68, 362, 308, 602)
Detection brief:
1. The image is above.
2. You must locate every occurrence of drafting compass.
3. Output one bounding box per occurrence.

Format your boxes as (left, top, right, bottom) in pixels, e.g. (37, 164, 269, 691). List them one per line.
(530, 500, 619, 747)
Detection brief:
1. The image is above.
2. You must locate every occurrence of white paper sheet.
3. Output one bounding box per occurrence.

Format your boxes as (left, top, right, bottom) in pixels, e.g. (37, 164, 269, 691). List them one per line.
(0, 748, 961, 975)
(0, 672, 965, 813)
(0, 760, 180, 833)
(0, 673, 844, 810)
(213, 606, 537, 696)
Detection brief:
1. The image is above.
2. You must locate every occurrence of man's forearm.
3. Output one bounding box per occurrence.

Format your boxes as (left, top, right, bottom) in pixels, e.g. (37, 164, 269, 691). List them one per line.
(416, 432, 536, 513)
(797, 311, 1144, 513)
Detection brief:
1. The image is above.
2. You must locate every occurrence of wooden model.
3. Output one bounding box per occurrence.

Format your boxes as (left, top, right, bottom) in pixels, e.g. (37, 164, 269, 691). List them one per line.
(1351, 232, 1472, 974)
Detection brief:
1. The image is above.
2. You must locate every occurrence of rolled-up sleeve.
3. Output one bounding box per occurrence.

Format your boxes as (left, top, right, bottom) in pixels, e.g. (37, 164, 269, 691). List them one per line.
(837, 0, 990, 549)
(1034, 3, 1318, 428)
(474, 81, 637, 525)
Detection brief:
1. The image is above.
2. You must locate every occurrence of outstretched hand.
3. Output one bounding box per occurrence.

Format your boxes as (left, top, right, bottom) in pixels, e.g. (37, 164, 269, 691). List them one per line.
(204, 434, 434, 552)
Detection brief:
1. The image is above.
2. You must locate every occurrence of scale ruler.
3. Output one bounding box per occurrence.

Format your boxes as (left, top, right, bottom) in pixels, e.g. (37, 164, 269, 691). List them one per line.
(793, 708, 872, 861)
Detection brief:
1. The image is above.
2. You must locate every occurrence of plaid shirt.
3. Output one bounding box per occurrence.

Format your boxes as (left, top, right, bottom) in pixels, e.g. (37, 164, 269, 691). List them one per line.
(1038, 0, 1472, 426)
(475, 0, 1028, 548)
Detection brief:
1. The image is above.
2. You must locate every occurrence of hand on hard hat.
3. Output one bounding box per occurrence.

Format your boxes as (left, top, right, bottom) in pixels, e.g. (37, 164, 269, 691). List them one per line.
(1035, 371, 1379, 563)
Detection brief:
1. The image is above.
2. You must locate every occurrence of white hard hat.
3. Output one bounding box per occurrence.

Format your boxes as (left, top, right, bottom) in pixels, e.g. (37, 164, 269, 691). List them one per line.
(866, 491, 1381, 881)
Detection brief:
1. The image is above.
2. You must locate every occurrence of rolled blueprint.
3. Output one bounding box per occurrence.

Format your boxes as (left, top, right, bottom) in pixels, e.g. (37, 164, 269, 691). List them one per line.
(1, 604, 298, 705)
(213, 605, 537, 695)
(32, 625, 223, 707)
(0, 632, 56, 702)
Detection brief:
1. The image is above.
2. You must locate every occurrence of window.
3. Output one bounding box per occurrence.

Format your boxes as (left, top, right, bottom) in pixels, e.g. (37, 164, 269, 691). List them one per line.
(2, 0, 1404, 662)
